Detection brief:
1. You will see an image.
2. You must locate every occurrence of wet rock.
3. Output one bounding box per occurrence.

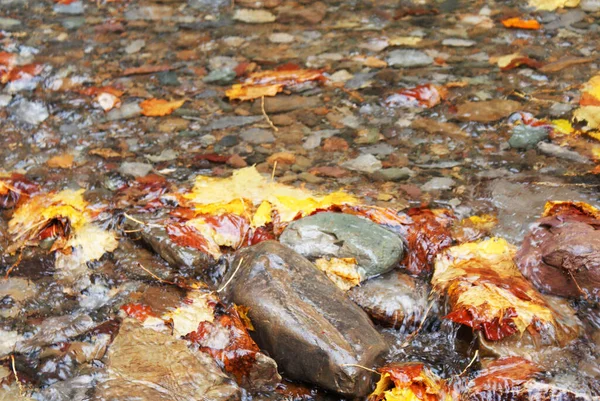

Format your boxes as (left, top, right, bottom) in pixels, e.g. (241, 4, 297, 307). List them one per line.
(205, 115, 262, 131)
(277, 2, 327, 24)
(341, 153, 382, 174)
(0, 94, 11, 107)
(240, 128, 275, 144)
(124, 39, 145, 54)
(387, 50, 433, 68)
(454, 99, 521, 123)
(422, 176, 456, 192)
(0, 17, 21, 31)
(250, 95, 321, 114)
(222, 241, 387, 396)
(94, 319, 240, 401)
(53, 1, 84, 14)
(118, 162, 153, 177)
(0, 329, 23, 358)
(125, 219, 215, 277)
(11, 100, 49, 126)
(233, 9, 276, 23)
(582, 0, 600, 11)
(105, 102, 142, 121)
(36, 374, 96, 401)
(516, 208, 600, 300)
(157, 72, 180, 86)
(280, 212, 404, 279)
(442, 38, 475, 47)
(537, 142, 591, 163)
(15, 314, 95, 353)
(146, 149, 178, 163)
(348, 271, 430, 329)
(203, 69, 237, 85)
(269, 32, 294, 43)
(188, 0, 231, 12)
(372, 167, 414, 182)
(0, 277, 37, 319)
(508, 125, 549, 150)
(61, 16, 85, 29)
(303, 129, 338, 150)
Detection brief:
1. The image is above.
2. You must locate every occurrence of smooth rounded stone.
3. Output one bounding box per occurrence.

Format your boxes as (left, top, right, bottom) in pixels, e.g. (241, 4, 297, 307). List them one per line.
(222, 241, 387, 396)
(0, 17, 21, 31)
(105, 102, 141, 121)
(203, 69, 236, 85)
(442, 38, 475, 47)
(0, 94, 12, 107)
(421, 176, 456, 192)
(54, 1, 84, 14)
(268, 32, 295, 43)
(204, 115, 262, 131)
(11, 100, 49, 126)
(341, 154, 382, 174)
(280, 212, 404, 278)
(582, 0, 600, 11)
(508, 125, 549, 149)
(15, 314, 95, 353)
(95, 319, 241, 401)
(124, 218, 215, 277)
(240, 128, 275, 144)
(118, 162, 153, 177)
(188, 0, 231, 11)
(516, 211, 600, 300)
(233, 8, 276, 23)
(537, 142, 591, 164)
(348, 271, 430, 329)
(387, 49, 433, 68)
(61, 16, 86, 29)
(372, 167, 414, 182)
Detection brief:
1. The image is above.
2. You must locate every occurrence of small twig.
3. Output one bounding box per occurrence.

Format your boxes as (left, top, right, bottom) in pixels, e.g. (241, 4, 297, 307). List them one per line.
(568, 270, 588, 300)
(123, 213, 164, 228)
(271, 161, 278, 181)
(341, 364, 381, 375)
(5, 250, 23, 279)
(401, 301, 434, 347)
(261, 96, 278, 132)
(217, 257, 244, 293)
(458, 350, 479, 377)
(11, 355, 24, 396)
(136, 262, 176, 286)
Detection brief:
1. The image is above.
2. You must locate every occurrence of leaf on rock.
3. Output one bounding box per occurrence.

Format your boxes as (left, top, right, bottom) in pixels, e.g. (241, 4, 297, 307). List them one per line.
(67, 223, 118, 262)
(181, 166, 357, 225)
(226, 68, 324, 101)
(162, 292, 216, 337)
(385, 84, 448, 108)
(452, 214, 498, 243)
(166, 222, 222, 258)
(501, 17, 541, 30)
(140, 98, 185, 117)
(542, 200, 600, 219)
(369, 363, 452, 401)
(467, 357, 540, 397)
(432, 237, 565, 341)
(528, 0, 580, 11)
(314, 257, 361, 291)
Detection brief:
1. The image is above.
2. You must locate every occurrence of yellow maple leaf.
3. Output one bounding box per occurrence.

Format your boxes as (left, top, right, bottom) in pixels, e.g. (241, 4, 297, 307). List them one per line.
(66, 223, 118, 263)
(574, 106, 600, 130)
(551, 119, 575, 136)
(182, 167, 357, 225)
(225, 83, 283, 101)
(432, 238, 561, 340)
(162, 292, 216, 337)
(528, 0, 580, 11)
(314, 257, 361, 291)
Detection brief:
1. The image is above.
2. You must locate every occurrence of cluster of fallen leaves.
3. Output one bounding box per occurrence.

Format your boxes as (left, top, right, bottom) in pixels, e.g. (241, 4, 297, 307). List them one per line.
(369, 363, 453, 401)
(432, 237, 568, 341)
(121, 290, 273, 388)
(226, 65, 325, 101)
(0, 51, 44, 85)
(5, 188, 117, 265)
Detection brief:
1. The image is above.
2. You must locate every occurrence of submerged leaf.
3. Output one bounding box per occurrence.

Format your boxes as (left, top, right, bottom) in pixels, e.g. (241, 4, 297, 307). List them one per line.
(140, 98, 185, 117)
(314, 257, 361, 291)
(432, 238, 566, 341)
(226, 68, 324, 101)
(369, 363, 452, 401)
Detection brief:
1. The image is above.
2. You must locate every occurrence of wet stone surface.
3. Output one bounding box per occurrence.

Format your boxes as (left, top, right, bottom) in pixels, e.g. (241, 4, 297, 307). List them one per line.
(1, 0, 600, 399)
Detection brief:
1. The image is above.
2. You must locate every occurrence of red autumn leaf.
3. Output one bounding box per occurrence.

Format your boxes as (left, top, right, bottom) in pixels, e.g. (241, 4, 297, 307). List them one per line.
(187, 306, 262, 385)
(469, 357, 539, 394)
(386, 84, 449, 108)
(0, 51, 16, 67)
(501, 17, 541, 30)
(166, 223, 219, 256)
(120, 303, 156, 322)
(1, 63, 44, 84)
(201, 213, 250, 250)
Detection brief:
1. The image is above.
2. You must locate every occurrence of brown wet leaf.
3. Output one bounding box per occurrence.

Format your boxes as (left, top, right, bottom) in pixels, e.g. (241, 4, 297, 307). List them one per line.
(226, 68, 324, 101)
(369, 363, 451, 401)
(468, 357, 539, 396)
(122, 64, 172, 76)
(0, 173, 39, 209)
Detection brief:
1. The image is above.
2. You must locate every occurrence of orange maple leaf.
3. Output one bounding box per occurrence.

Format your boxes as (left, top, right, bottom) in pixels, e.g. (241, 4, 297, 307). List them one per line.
(140, 98, 185, 117)
(501, 17, 541, 30)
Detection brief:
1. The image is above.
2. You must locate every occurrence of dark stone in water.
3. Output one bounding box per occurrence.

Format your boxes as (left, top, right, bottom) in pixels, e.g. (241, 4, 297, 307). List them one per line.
(221, 241, 387, 396)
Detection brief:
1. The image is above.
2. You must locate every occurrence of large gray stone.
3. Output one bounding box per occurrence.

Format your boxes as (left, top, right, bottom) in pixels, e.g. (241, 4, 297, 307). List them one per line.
(280, 212, 404, 279)
(222, 241, 387, 396)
